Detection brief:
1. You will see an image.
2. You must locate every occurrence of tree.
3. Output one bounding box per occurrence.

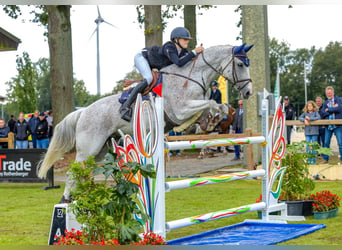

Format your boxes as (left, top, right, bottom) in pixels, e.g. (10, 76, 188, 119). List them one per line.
(3, 5, 75, 125)
(143, 5, 163, 47)
(241, 5, 270, 165)
(46, 5, 75, 125)
(73, 79, 101, 107)
(311, 42, 342, 98)
(183, 5, 196, 50)
(269, 38, 317, 113)
(6, 52, 37, 113)
(183, 5, 214, 49)
(136, 5, 213, 48)
(269, 38, 291, 90)
(113, 70, 143, 95)
(35, 58, 52, 111)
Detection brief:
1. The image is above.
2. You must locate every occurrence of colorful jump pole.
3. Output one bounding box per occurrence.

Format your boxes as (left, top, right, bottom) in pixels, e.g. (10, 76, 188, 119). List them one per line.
(166, 136, 266, 151)
(166, 202, 266, 231)
(165, 169, 266, 192)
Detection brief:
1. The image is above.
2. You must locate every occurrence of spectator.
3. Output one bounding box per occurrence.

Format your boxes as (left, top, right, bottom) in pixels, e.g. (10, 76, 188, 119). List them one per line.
(14, 112, 31, 149)
(209, 80, 222, 104)
(209, 80, 224, 151)
(0, 118, 10, 148)
(168, 130, 182, 157)
(284, 96, 296, 144)
(46, 110, 53, 139)
(299, 100, 321, 165)
(232, 100, 243, 161)
(35, 112, 49, 149)
(7, 114, 16, 133)
(321, 86, 342, 163)
(315, 96, 325, 147)
(29, 110, 40, 148)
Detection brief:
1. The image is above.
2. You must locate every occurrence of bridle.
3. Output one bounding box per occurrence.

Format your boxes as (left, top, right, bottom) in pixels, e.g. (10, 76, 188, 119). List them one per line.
(201, 46, 252, 92)
(160, 46, 252, 94)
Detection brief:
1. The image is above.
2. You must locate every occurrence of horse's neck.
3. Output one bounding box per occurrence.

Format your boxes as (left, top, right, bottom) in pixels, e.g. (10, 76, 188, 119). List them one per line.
(164, 45, 233, 84)
(196, 45, 233, 71)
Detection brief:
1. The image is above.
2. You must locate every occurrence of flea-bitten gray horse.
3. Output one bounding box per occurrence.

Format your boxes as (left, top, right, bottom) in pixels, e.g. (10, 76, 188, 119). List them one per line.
(38, 43, 253, 202)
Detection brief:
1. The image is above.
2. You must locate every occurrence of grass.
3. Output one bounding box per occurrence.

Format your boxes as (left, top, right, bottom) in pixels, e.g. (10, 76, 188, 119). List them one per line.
(0, 180, 342, 245)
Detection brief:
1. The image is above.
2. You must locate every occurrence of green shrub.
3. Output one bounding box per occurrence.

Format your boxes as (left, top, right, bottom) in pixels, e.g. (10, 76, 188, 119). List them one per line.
(281, 141, 331, 201)
(69, 149, 155, 245)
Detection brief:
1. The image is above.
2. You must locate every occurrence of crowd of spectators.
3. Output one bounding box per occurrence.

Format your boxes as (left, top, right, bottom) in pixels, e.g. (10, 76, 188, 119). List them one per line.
(0, 110, 53, 150)
(286, 86, 342, 164)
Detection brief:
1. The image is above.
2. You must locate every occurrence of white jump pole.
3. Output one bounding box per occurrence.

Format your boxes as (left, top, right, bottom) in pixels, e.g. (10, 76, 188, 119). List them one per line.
(166, 202, 266, 231)
(165, 169, 266, 192)
(153, 97, 166, 238)
(166, 136, 266, 151)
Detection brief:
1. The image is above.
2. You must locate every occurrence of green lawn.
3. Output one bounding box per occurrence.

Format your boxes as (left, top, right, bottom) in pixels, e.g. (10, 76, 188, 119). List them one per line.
(0, 180, 341, 245)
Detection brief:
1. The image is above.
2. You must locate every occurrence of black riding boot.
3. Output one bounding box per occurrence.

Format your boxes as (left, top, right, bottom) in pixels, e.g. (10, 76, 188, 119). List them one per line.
(120, 79, 148, 121)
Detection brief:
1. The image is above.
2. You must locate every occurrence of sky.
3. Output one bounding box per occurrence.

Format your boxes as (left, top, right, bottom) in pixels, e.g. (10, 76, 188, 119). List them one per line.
(1, 4, 342, 97)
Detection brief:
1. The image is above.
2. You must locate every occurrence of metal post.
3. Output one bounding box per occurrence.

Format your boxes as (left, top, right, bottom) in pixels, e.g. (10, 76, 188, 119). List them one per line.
(261, 93, 269, 221)
(304, 61, 307, 104)
(153, 97, 166, 238)
(96, 22, 101, 95)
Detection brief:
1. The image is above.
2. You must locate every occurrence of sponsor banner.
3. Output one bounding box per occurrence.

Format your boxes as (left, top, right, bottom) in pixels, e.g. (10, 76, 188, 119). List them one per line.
(0, 149, 47, 182)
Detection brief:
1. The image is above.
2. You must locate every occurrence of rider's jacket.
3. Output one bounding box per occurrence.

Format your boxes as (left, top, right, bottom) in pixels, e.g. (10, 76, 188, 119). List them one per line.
(142, 41, 196, 70)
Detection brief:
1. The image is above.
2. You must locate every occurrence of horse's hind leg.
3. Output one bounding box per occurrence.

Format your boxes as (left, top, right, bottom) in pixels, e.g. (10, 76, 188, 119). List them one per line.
(61, 134, 109, 203)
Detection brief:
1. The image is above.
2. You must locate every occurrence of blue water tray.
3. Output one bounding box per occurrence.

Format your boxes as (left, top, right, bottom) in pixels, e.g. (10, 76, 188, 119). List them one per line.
(167, 222, 326, 245)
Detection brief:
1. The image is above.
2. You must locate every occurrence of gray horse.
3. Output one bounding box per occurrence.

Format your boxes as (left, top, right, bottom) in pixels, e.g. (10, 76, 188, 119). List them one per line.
(38, 43, 253, 201)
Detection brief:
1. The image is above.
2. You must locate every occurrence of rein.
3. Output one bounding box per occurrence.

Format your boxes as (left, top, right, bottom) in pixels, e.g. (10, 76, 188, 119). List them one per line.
(159, 69, 206, 94)
(160, 46, 252, 95)
(201, 47, 252, 92)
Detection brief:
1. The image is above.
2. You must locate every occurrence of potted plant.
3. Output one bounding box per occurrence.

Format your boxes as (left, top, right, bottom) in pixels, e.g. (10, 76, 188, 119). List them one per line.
(280, 141, 331, 216)
(310, 190, 341, 220)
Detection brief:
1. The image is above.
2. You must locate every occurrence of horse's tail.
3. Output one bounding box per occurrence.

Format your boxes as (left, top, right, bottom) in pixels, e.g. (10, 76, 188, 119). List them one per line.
(37, 109, 83, 178)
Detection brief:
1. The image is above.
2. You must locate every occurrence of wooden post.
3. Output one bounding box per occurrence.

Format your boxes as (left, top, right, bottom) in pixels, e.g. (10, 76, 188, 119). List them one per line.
(245, 128, 254, 170)
(8, 132, 14, 149)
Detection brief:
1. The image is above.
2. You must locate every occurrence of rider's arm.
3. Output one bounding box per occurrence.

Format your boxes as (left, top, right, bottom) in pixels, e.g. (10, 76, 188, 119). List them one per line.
(165, 44, 196, 67)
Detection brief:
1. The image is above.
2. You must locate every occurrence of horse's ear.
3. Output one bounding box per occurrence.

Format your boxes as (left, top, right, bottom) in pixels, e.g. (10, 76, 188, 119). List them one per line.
(234, 43, 246, 54)
(244, 44, 254, 53)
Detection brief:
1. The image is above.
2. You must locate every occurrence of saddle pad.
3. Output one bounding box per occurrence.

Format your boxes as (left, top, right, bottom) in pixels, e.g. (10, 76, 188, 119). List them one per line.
(118, 73, 162, 104)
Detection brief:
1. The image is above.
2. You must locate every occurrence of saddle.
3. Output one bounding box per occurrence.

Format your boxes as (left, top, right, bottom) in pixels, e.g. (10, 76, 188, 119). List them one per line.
(119, 71, 162, 104)
(123, 71, 160, 96)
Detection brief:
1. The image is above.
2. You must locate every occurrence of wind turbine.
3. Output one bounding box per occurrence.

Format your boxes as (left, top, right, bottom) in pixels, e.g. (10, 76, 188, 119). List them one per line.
(90, 6, 117, 95)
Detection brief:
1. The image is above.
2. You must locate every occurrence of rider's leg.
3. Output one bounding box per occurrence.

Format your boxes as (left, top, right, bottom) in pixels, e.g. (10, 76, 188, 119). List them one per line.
(134, 52, 153, 84)
(120, 52, 153, 121)
(120, 79, 148, 121)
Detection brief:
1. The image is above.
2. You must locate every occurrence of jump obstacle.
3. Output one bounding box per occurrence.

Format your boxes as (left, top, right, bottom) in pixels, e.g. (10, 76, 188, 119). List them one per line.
(150, 92, 307, 239)
(111, 91, 308, 242)
(49, 91, 324, 245)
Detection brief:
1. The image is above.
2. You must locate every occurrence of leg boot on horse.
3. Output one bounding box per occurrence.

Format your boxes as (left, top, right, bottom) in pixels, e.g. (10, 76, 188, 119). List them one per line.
(120, 79, 148, 121)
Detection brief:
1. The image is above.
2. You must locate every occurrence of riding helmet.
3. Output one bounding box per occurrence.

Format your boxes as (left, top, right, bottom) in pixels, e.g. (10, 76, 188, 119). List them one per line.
(170, 27, 192, 40)
(211, 80, 218, 87)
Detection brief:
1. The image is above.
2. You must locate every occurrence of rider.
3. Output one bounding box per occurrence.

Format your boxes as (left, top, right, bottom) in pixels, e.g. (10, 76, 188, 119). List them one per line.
(120, 27, 205, 121)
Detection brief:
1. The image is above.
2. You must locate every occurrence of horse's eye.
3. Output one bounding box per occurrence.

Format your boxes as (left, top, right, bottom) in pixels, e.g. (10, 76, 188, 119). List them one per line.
(238, 62, 243, 67)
